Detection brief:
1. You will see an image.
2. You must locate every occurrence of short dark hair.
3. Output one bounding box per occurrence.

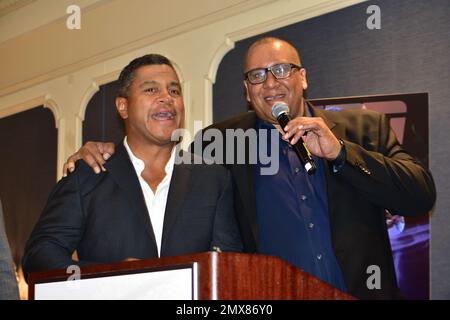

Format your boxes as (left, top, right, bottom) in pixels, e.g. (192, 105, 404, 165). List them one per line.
(117, 54, 175, 98)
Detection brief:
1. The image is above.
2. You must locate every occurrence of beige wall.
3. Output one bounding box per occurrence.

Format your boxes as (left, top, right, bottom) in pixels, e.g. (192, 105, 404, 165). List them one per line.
(0, 0, 365, 179)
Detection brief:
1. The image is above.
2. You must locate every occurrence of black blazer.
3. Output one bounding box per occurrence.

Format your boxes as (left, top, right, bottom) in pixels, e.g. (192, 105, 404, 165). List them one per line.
(194, 104, 436, 299)
(23, 144, 242, 276)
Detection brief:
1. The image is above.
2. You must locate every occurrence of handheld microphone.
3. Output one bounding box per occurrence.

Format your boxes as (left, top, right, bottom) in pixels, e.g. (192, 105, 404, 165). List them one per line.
(271, 102, 316, 175)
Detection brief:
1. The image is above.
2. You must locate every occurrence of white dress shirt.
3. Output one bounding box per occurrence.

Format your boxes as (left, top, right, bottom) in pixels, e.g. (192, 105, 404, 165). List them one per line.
(123, 137, 175, 256)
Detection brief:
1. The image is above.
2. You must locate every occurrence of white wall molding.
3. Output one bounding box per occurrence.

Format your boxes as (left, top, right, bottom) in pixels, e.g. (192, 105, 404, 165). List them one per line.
(43, 96, 65, 180)
(0, 95, 46, 119)
(207, 37, 235, 84)
(0, 0, 366, 172)
(75, 80, 100, 151)
(228, 0, 367, 42)
(0, 0, 276, 98)
(0, 94, 64, 180)
(201, 0, 367, 126)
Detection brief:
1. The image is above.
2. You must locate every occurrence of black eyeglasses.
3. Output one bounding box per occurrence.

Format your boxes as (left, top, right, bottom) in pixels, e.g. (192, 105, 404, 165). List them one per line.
(244, 63, 302, 84)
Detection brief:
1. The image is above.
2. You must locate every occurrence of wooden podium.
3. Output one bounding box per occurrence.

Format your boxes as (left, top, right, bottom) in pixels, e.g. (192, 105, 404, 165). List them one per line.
(28, 252, 354, 300)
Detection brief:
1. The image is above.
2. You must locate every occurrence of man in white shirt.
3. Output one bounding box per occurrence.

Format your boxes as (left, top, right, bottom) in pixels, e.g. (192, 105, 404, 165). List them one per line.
(23, 54, 242, 275)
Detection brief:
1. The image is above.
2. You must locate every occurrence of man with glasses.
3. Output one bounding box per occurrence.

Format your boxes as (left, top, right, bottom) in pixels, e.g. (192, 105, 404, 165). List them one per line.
(63, 37, 435, 299)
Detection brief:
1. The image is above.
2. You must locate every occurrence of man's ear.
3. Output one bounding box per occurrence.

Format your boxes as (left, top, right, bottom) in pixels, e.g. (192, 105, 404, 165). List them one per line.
(243, 80, 251, 104)
(300, 68, 308, 91)
(115, 97, 128, 119)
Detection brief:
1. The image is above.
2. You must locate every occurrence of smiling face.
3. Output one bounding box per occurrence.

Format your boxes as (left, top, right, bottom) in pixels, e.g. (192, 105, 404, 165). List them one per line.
(116, 64, 184, 147)
(243, 39, 308, 123)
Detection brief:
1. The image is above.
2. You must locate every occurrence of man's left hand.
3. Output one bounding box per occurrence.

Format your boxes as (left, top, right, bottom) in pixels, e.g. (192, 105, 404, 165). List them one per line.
(283, 116, 341, 161)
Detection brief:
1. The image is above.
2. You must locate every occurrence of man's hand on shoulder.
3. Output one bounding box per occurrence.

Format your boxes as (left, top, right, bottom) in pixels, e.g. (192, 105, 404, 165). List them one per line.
(63, 141, 115, 177)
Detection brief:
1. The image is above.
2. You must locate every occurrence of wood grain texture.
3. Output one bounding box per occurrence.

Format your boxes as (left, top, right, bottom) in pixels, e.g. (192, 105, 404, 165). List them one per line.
(28, 252, 355, 300)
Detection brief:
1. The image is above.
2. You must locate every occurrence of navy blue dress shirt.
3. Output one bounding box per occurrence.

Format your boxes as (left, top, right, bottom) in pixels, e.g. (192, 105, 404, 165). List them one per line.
(254, 118, 347, 292)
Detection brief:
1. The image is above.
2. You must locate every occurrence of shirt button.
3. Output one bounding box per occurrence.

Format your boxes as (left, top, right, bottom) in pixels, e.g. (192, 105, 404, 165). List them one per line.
(300, 194, 307, 201)
(317, 254, 322, 260)
(308, 223, 314, 229)
(294, 167, 300, 173)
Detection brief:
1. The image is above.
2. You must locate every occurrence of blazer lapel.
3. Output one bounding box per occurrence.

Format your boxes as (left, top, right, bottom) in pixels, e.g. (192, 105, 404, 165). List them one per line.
(308, 103, 346, 241)
(104, 143, 158, 256)
(231, 162, 258, 248)
(307, 100, 337, 132)
(229, 112, 259, 249)
(160, 152, 192, 254)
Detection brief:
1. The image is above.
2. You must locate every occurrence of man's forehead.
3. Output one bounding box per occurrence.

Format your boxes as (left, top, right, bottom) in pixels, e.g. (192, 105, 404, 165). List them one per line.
(134, 65, 180, 83)
(137, 79, 181, 87)
(245, 41, 300, 69)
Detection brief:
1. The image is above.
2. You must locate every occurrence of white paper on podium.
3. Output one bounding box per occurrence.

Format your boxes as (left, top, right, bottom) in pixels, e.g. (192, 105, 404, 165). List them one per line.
(34, 264, 197, 300)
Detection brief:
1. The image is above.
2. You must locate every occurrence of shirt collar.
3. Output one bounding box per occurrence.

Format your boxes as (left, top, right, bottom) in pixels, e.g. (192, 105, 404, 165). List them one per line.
(123, 136, 176, 176)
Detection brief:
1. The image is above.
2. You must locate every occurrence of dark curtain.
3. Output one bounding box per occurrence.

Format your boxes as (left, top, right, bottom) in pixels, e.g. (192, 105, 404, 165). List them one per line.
(0, 106, 57, 268)
(83, 80, 125, 144)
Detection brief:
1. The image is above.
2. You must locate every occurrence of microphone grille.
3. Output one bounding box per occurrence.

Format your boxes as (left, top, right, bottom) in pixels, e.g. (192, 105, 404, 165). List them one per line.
(271, 102, 290, 119)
